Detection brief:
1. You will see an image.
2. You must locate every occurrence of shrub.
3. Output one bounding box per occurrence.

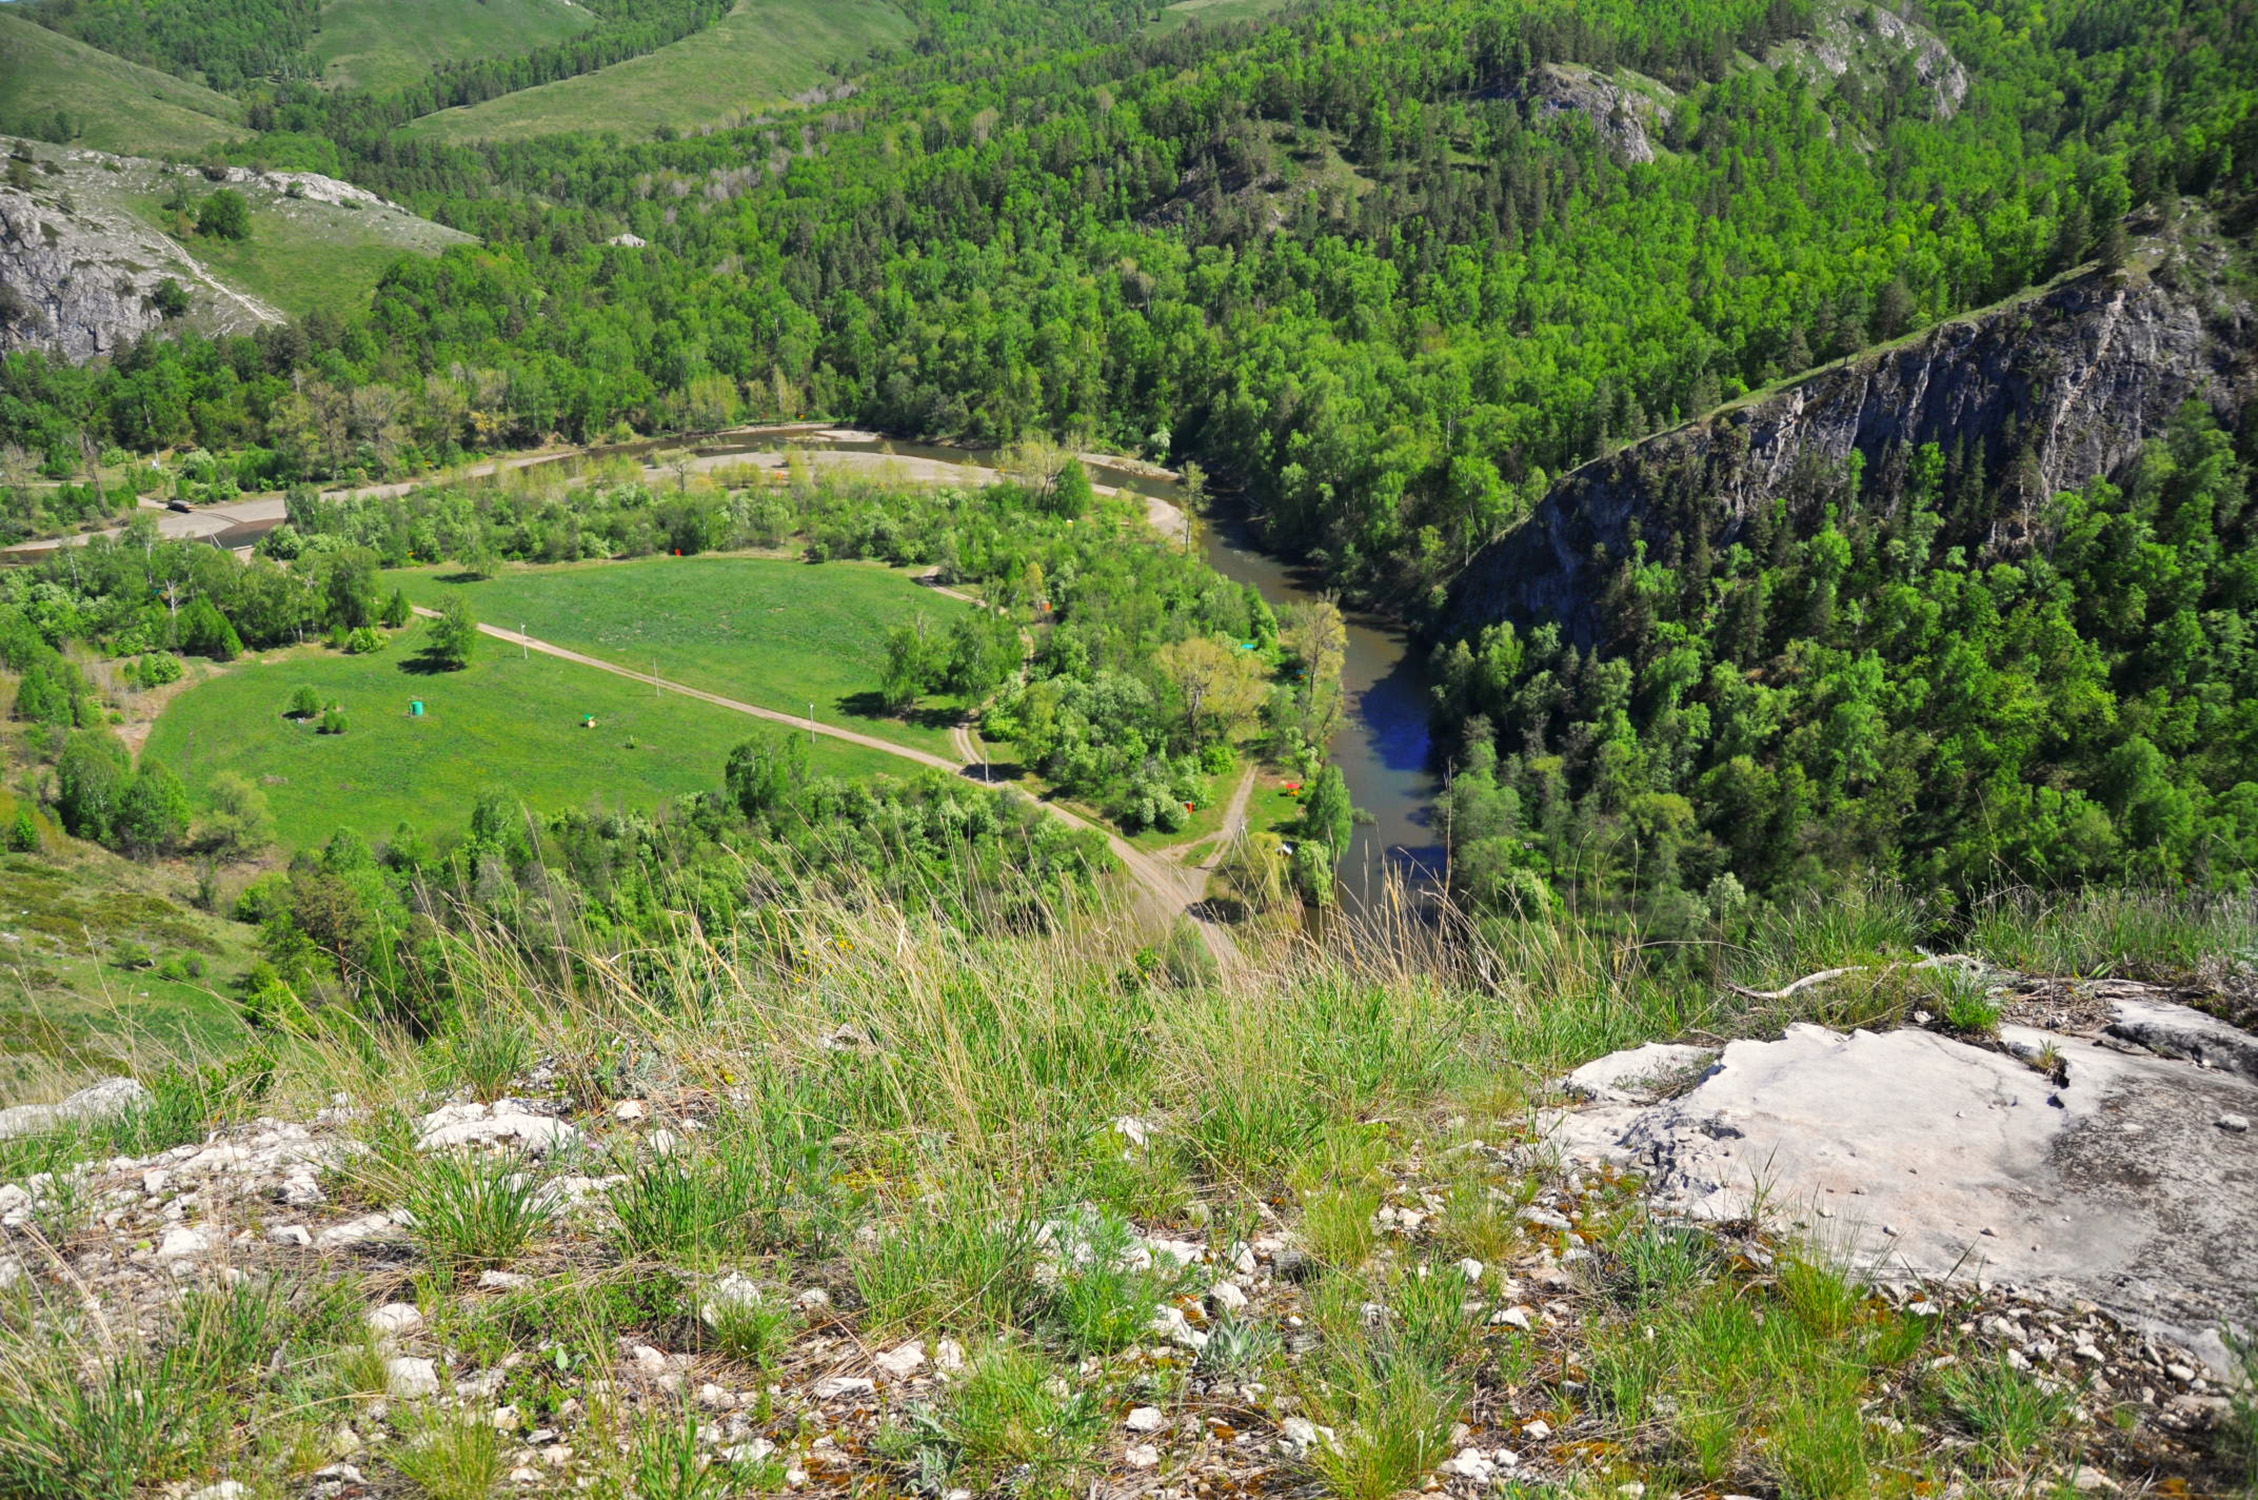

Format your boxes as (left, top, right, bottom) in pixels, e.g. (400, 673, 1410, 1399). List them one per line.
(404, 1150, 552, 1275)
(287, 685, 322, 720)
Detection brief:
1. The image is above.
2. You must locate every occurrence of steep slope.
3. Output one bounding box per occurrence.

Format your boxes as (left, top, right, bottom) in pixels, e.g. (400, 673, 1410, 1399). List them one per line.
(1450, 218, 2256, 647)
(0, 141, 473, 361)
(0, 12, 244, 155)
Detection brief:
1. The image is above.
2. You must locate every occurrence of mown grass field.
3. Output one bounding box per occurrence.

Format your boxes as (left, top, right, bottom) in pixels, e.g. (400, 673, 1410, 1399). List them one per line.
(389, 556, 969, 757)
(124, 188, 473, 322)
(141, 616, 902, 853)
(310, 0, 592, 94)
(401, 0, 912, 143)
(0, 13, 243, 154)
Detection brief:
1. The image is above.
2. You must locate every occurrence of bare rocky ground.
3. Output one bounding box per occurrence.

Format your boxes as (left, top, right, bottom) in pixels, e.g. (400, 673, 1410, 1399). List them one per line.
(2, 969, 2252, 1500)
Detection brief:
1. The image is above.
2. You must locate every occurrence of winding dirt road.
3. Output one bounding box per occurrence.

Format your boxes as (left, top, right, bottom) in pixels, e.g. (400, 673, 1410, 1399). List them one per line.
(413, 609, 1229, 958)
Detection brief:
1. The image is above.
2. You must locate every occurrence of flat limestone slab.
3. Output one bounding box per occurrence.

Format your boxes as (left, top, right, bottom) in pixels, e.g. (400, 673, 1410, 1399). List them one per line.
(1552, 1008, 2258, 1373)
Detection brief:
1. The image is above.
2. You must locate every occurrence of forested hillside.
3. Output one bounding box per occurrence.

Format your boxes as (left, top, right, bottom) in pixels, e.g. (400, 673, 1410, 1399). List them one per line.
(3, 0, 2257, 911)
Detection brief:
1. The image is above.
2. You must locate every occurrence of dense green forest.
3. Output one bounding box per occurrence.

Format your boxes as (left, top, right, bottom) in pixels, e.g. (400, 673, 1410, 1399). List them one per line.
(4, 0, 2257, 914)
(1434, 409, 2258, 923)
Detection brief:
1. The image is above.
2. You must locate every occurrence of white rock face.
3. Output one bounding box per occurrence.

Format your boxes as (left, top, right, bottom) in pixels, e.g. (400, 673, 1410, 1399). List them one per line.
(0, 1078, 151, 1139)
(1559, 1043, 1719, 1105)
(1552, 998, 2258, 1373)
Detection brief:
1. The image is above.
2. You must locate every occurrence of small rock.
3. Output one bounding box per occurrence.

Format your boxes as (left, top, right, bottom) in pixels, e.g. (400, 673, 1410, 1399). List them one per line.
(312, 1465, 365, 1484)
(794, 1287, 832, 1310)
(1113, 1115, 1152, 1148)
(1519, 1206, 1571, 1232)
(649, 1128, 682, 1158)
(630, 1345, 668, 1372)
(479, 1269, 531, 1290)
(159, 1226, 210, 1260)
(1125, 1444, 1161, 1470)
(1442, 1447, 1495, 1482)
(1456, 1258, 1484, 1284)
(875, 1342, 926, 1379)
(1278, 1416, 1338, 1458)
(268, 1224, 312, 1247)
(2219, 1113, 2251, 1133)
(386, 1357, 441, 1399)
(1493, 1306, 1534, 1330)
(934, 1339, 966, 1374)
(723, 1439, 776, 1464)
(1125, 1406, 1166, 1433)
(811, 1376, 875, 1401)
(696, 1383, 730, 1410)
(366, 1303, 423, 1336)
(185, 1484, 246, 1500)
(1150, 1304, 1209, 1352)
(1522, 1419, 1552, 1441)
(613, 1100, 648, 1121)
(1208, 1279, 1249, 1313)
(490, 1405, 519, 1429)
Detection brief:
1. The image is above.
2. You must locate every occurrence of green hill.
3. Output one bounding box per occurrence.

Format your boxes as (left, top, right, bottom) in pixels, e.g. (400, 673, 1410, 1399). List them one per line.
(402, 0, 911, 143)
(309, 0, 595, 94)
(0, 12, 243, 155)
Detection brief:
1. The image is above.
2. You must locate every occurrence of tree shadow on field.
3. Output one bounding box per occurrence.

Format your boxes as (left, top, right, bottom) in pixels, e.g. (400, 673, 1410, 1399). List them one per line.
(397, 650, 468, 677)
(836, 690, 961, 733)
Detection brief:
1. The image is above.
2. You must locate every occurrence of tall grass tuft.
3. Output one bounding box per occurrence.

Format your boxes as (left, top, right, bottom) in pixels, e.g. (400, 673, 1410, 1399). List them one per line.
(404, 1149, 552, 1275)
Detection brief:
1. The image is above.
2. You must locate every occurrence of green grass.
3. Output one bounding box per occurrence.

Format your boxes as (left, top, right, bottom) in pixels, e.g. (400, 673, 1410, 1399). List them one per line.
(125, 189, 472, 322)
(0, 838, 256, 1096)
(401, 0, 913, 143)
(1147, 0, 1294, 34)
(311, 0, 593, 94)
(0, 13, 244, 154)
(141, 616, 903, 854)
(388, 556, 970, 757)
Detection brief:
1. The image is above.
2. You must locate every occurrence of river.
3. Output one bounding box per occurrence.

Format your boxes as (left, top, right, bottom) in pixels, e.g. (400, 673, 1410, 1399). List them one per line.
(706, 431, 1443, 895)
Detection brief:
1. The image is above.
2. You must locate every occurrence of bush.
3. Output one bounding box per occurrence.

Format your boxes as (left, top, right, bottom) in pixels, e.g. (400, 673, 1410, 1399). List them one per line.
(194, 188, 250, 240)
(287, 685, 321, 720)
(316, 708, 347, 736)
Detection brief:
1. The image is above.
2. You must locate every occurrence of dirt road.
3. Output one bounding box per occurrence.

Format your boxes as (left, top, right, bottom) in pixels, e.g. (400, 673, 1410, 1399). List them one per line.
(416, 610, 1230, 958)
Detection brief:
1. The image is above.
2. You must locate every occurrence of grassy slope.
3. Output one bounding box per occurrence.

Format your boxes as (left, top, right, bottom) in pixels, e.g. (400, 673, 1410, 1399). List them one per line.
(141, 617, 903, 853)
(1147, 0, 1292, 34)
(310, 0, 593, 94)
(402, 0, 912, 143)
(0, 13, 243, 154)
(0, 789, 255, 1096)
(389, 556, 970, 757)
(124, 185, 473, 322)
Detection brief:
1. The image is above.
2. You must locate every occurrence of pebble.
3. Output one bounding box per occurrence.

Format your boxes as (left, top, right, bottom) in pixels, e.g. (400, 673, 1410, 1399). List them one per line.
(480, 1269, 531, 1290)
(385, 1357, 440, 1399)
(268, 1224, 312, 1247)
(875, 1342, 926, 1379)
(1125, 1406, 1166, 1433)
(1493, 1306, 1533, 1330)
(159, 1226, 209, 1260)
(2219, 1113, 2251, 1133)
(185, 1485, 246, 1500)
(1456, 1258, 1485, 1283)
(1208, 1279, 1249, 1313)
(1124, 1444, 1160, 1470)
(612, 1100, 648, 1121)
(366, 1303, 423, 1336)
(812, 1376, 875, 1400)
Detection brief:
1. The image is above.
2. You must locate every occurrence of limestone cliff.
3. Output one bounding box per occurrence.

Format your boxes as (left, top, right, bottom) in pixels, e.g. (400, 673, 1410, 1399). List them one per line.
(1449, 220, 2255, 647)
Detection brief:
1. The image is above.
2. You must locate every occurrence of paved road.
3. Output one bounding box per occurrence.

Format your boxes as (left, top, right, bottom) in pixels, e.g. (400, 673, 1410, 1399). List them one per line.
(416, 608, 1231, 959)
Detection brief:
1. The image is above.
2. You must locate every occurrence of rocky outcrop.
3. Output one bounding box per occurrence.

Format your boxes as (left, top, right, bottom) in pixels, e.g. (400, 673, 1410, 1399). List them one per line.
(1449, 224, 2255, 646)
(1767, 0, 1969, 123)
(1550, 994, 2258, 1376)
(1513, 63, 1677, 165)
(0, 139, 471, 363)
(0, 146, 285, 361)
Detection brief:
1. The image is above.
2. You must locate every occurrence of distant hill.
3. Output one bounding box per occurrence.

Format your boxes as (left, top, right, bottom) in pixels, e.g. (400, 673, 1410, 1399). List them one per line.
(402, 0, 911, 143)
(0, 12, 243, 155)
(308, 0, 594, 94)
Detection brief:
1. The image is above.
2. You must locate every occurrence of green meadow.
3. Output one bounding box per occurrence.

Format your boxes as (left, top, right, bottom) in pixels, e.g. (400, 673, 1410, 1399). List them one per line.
(389, 556, 970, 757)
(142, 617, 900, 853)
(310, 0, 592, 94)
(401, 0, 912, 143)
(0, 12, 243, 154)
